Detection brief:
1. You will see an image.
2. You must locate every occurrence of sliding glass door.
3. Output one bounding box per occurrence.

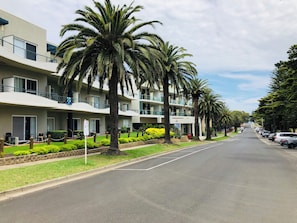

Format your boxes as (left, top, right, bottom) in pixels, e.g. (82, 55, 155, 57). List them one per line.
(12, 116, 37, 140)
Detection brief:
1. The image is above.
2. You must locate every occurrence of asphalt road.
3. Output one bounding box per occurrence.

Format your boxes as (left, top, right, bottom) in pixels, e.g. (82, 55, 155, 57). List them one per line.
(1, 127, 297, 223)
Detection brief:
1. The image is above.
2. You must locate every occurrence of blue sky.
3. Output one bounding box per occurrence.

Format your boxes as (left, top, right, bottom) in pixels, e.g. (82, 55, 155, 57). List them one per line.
(2, 0, 297, 114)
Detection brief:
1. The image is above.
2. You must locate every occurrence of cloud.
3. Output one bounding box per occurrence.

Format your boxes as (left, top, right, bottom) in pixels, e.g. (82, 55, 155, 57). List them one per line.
(1, 0, 296, 113)
(218, 73, 271, 91)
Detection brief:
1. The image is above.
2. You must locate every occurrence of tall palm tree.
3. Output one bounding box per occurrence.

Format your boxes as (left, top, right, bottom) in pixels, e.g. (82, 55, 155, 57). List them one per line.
(188, 77, 207, 140)
(56, 0, 161, 155)
(219, 104, 232, 137)
(198, 88, 222, 140)
(145, 39, 196, 143)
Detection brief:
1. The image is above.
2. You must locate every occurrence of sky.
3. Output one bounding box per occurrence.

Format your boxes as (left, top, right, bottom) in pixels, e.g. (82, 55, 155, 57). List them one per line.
(1, 0, 297, 114)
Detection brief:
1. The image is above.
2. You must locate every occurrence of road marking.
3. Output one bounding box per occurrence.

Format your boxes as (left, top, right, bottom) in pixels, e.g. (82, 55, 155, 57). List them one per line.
(117, 143, 222, 171)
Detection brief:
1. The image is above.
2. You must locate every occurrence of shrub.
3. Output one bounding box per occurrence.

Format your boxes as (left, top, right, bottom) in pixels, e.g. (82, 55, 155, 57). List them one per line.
(60, 144, 77, 151)
(118, 138, 129, 144)
(13, 150, 31, 156)
(100, 139, 110, 146)
(45, 145, 61, 153)
(87, 141, 99, 149)
(47, 130, 67, 141)
(32, 147, 49, 155)
(73, 141, 85, 149)
(145, 128, 165, 138)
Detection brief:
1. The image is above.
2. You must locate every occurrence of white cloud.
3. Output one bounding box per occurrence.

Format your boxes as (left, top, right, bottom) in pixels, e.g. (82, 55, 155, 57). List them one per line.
(219, 73, 271, 91)
(1, 0, 296, 113)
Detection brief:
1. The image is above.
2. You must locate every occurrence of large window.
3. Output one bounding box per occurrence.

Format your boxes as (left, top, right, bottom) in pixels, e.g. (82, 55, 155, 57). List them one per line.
(14, 77, 37, 94)
(47, 117, 55, 131)
(14, 38, 36, 61)
(12, 116, 37, 140)
(90, 119, 100, 133)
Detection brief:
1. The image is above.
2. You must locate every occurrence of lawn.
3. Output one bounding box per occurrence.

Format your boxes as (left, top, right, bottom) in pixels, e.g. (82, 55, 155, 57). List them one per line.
(0, 141, 199, 193)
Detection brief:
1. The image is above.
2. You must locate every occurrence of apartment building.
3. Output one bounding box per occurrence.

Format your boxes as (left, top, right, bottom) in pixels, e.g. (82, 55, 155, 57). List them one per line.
(0, 9, 197, 143)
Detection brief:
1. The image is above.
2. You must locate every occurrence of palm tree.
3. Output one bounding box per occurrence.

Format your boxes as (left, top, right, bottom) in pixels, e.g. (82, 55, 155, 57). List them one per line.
(56, 0, 161, 155)
(145, 39, 196, 143)
(198, 88, 222, 140)
(188, 77, 207, 140)
(219, 104, 232, 136)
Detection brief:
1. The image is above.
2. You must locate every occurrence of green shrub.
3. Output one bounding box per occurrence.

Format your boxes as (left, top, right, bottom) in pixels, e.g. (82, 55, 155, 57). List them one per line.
(100, 139, 110, 146)
(87, 141, 99, 149)
(13, 150, 31, 156)
(47, 130, 67, 141)
(73, 141, 85, 149)
(118, 138, 129, 144)
(60, 144, 77, 151)
(45, 145, 61, 153)
(32, 147, 49, 155)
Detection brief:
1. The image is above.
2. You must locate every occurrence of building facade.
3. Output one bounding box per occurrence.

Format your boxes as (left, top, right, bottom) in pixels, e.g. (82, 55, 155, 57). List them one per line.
(0, 9, 199, 143)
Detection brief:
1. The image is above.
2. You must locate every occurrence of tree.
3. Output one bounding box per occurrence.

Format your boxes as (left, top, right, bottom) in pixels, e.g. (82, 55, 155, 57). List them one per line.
(219, 105, 232, 137)
(145, 39, 197, 143)
(188, 77, 207, 140)
(255, 44, 297, 131)
(198, 88, 222, 140)
(56, 0, 161, 155)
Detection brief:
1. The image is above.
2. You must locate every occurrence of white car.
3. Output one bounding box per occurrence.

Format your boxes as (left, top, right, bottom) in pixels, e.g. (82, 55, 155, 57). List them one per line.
(274, 132, 297, 144)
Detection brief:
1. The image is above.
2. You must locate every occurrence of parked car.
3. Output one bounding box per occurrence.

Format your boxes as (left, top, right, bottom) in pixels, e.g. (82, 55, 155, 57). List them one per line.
(274, 132, 297, 144)
(268, 133, 276, 141)
(282, 136, 297, 148)
(261, 130, 270, 138)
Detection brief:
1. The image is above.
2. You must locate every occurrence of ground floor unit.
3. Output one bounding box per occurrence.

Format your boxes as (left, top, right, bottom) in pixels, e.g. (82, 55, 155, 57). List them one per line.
(0, 92, 197, 144)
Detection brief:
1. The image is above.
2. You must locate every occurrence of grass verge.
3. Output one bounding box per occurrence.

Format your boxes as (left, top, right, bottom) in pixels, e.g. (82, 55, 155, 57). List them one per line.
(0, 141, 199, 193)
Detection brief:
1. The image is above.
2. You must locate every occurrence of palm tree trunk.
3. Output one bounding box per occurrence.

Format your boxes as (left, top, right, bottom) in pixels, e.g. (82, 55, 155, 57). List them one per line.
(206, 116, 211, 140)
(193, 96, 200, 140)
(163, 77, 172, 144)
(107, 68, 120, 155)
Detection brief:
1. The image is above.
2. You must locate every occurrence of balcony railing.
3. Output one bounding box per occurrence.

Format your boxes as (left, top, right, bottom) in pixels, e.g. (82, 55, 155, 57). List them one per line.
(140, 94, 192, 106)
(0, 84, 140, 114)
(1, 37, 57, 63)
(140, 110, 193, 116)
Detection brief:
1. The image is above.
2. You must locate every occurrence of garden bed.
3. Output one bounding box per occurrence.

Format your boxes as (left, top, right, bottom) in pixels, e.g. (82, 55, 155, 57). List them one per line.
(0, 139, 163, 166)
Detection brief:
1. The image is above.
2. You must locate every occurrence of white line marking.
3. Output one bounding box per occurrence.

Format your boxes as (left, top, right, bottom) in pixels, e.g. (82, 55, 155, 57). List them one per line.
(116, 143, 222, 171)
(146, 143, 222, 170)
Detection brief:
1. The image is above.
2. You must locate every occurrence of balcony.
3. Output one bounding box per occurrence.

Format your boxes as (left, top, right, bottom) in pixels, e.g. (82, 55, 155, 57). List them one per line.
(0, 36, 57, 73)
(1, 37, 56, 63)
(139, 109, 192, 117)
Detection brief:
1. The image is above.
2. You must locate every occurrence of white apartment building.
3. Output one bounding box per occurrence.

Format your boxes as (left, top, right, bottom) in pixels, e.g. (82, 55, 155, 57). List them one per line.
(0, 9, 196, 143)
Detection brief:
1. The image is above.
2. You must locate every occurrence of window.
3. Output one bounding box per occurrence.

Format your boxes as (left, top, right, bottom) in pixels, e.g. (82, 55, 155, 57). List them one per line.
(90, 119, 100, 133)
(94, 96, 100, 108)
(14, 77, 37, 94)
(73, 119, 81, 131)
(13, 38, 37, 61)
(47, 117, 55, 131)
(12, 116, 37, 140)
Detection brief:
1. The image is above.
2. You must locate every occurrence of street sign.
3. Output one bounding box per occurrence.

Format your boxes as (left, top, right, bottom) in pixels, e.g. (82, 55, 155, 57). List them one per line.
(83, 119, 89, 164)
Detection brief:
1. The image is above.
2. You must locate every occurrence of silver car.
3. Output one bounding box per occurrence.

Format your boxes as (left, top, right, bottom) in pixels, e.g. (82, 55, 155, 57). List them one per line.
(274, 132, 297, 144)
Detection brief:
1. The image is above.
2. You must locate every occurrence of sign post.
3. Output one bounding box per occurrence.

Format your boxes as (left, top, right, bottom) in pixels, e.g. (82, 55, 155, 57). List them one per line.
(83, 119, 89, 165)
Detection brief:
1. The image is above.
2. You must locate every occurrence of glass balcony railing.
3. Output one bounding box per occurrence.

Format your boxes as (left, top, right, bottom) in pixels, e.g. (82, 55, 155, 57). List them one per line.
(140, 94, 192, 106)
(140, 110, 193, 116)
(1, 37, 57, 63)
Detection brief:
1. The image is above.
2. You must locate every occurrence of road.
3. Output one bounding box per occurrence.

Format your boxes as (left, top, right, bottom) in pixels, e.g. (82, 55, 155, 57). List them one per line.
(1, 127, 297, 223)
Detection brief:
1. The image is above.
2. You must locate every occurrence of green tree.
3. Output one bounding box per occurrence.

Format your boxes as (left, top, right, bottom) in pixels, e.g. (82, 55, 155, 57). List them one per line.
(219, 105, 232, 136)
(145, 39, 196, 143)
(56, 0, 161, 155)
(198, 88, 223, 140)
(188, 77, 207, 140)
(230, 110, 249, 132)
